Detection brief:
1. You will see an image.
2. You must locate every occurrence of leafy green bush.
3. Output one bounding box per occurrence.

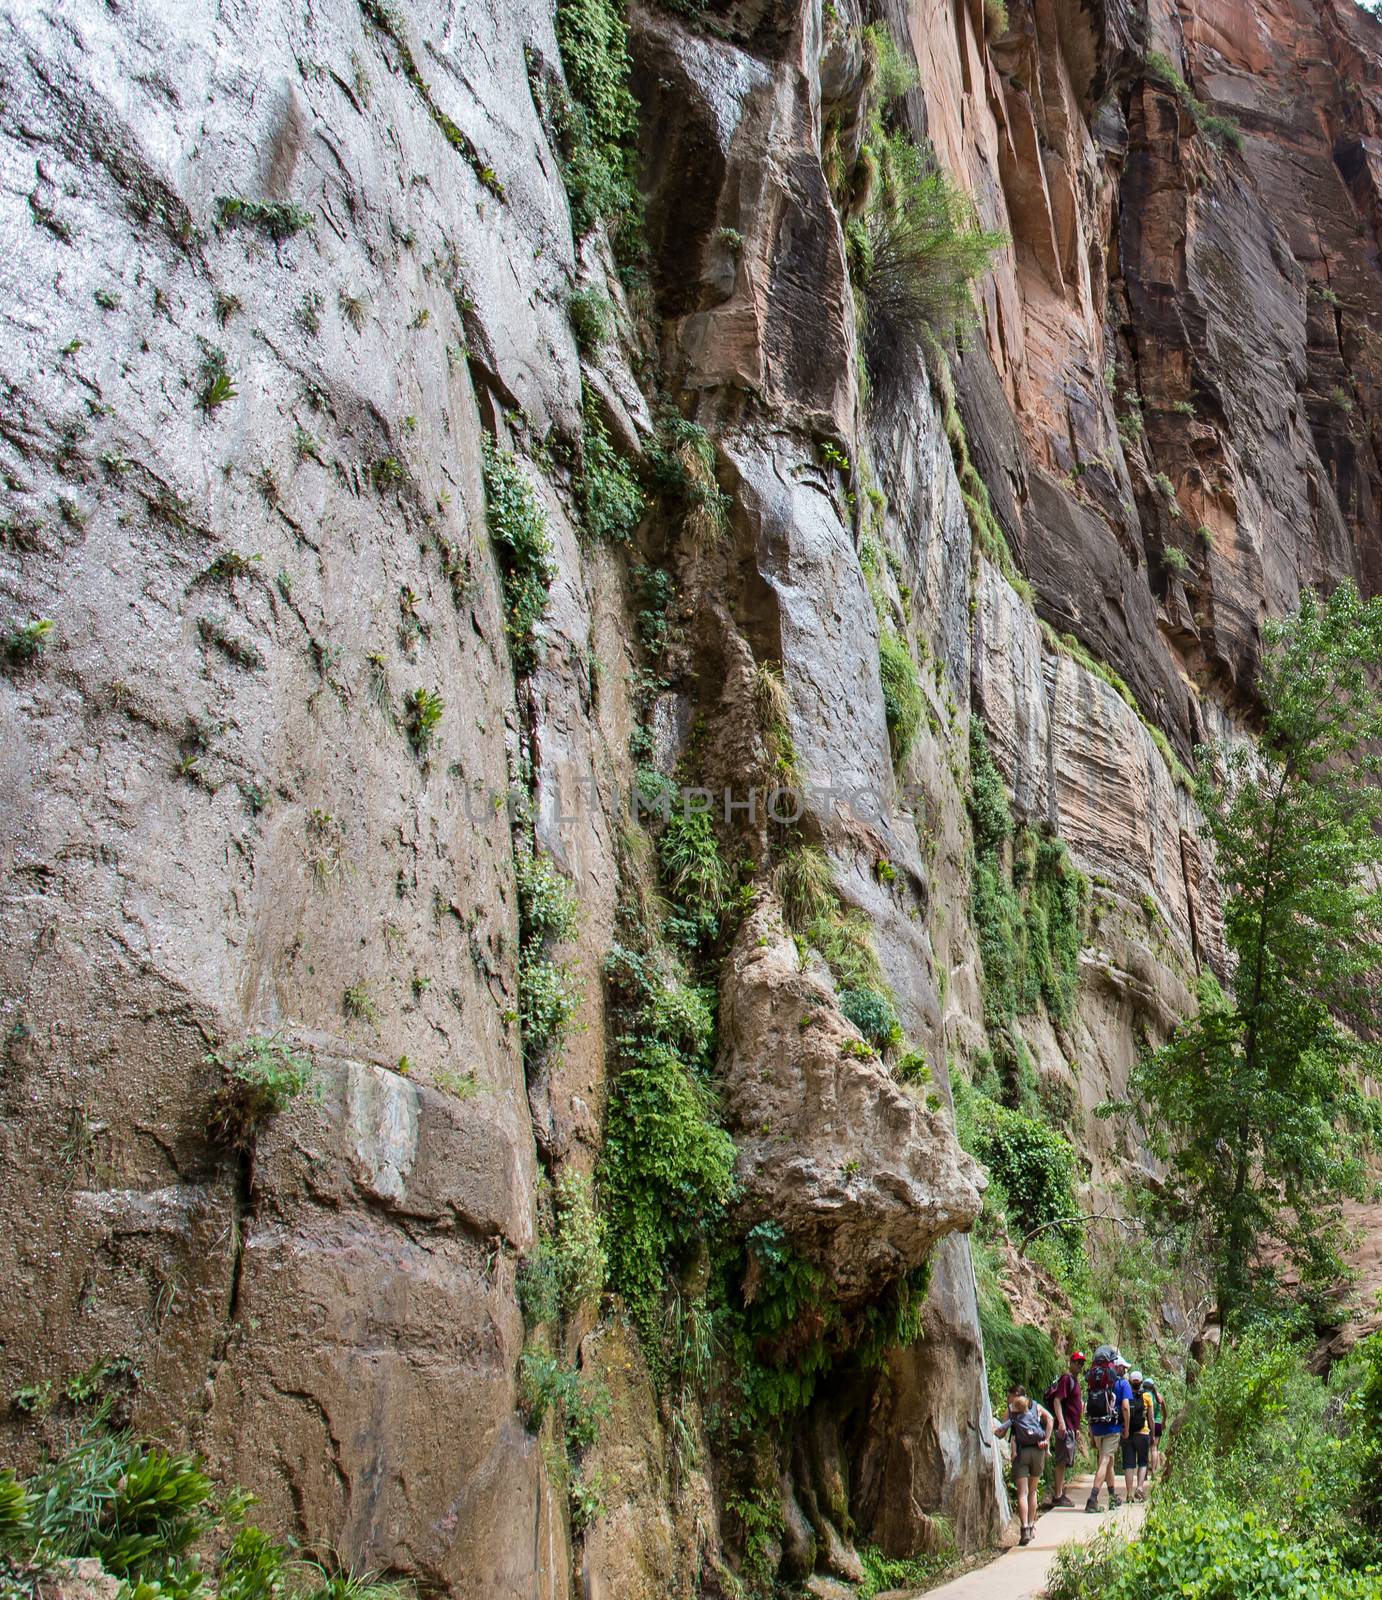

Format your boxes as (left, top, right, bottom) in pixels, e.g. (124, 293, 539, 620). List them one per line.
(518, 1348, 609, 1446)
(849, 143, 1006, 388)
(515, 847, 579, 946)
(481, 439, 557, 673)
(1044, 1526, 1130, 1600)
(857, 1538, 953, 1600)
(960, 1084, 1083, 1267)
(1054, 1506, 1382, 1600)
(567, 286, 613, 353)
(838, 986, 903, 1051)
(576, 391, 644, 544)
(518, 954, 581, 1065)
(0, 1470, 33, 1552)
(24, 1430, 215, 1584)
(878, 629, 922, 766)
(207, 1035, 315, 1146)
(1, 1426, 412, 1600)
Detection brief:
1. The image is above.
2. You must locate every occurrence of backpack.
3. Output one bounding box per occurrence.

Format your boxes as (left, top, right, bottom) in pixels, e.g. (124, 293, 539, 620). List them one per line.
(1086, 1360, 1117, 1426)
(1128, 1388, 1147, 1432)
(1010, 1405, 1046, 1447)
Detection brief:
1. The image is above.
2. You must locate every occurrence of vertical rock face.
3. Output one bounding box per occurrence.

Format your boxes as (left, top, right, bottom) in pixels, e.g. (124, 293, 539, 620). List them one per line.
(1, 0, 1380, 1595)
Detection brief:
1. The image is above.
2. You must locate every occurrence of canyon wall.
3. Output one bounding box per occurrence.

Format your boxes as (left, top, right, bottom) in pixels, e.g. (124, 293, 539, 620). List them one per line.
(2, 0, 1381, 1594)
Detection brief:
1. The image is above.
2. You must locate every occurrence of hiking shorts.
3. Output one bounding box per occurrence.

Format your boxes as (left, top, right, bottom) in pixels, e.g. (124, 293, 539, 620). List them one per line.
(1122, 1434, 1150, 1471)
(1095, 1432, 1122, 1462)
(1013, 1444, 1046, 1481)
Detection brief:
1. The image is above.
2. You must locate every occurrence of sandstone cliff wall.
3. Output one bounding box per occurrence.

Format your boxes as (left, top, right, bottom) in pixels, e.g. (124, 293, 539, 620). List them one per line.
(2, 0, 1380, 1594)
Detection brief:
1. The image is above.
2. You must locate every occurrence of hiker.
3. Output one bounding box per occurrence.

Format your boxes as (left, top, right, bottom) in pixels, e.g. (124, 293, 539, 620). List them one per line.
(993, 1384, 1054, 1546)
(1122, 1370, 1153, 1502)
(1139, 1371, 1167, 1473)
(1084, 1344, 1132, 1512)
(1042, 1351, 1086, 1509)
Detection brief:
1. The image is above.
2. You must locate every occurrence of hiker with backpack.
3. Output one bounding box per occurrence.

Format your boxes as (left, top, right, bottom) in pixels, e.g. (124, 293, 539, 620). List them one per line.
(1041, 1351, 1086, 1509)
(993, 1384, 1055, 1545)
(1138, 1371, 1167, 1474)
(1122, 1370, 1153, 1502)
(1084, 1345, 1133, 1512)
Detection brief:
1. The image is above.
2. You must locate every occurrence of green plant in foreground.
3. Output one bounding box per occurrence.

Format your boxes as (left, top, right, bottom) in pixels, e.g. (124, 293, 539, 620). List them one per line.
(2, 1425, 413, 1600)
(207, 1034, 315, 1145)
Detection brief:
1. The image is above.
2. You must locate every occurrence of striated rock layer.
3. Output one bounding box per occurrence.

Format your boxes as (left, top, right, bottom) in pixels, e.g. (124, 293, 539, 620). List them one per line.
(1, 0, 1380, 1595)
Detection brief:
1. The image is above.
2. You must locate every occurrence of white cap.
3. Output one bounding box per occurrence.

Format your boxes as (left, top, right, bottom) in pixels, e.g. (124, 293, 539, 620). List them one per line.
(1130, 1370, 1143, 1383)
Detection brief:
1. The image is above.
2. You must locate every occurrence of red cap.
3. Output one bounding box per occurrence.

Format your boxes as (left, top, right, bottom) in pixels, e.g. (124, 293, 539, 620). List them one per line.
(1070, 1351, 1087, 1363)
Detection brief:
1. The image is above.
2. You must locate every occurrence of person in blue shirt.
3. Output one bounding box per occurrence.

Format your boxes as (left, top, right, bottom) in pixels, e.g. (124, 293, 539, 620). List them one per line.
(1085, 1346, 1133, 1512)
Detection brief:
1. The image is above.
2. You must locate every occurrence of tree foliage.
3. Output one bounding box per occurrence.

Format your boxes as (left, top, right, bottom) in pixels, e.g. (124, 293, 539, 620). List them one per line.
(1131, 581, 1382, 1329)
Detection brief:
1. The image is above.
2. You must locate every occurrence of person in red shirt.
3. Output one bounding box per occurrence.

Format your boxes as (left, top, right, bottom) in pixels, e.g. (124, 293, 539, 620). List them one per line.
(1042, 1351, 1087, 1509)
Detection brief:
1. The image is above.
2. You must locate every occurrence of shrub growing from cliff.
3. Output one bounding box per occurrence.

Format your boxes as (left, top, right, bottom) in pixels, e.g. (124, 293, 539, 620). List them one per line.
(839, 986, 903, 1051)
(207, 1035, 316, 1147)
(514, 847, 583, 1070)
(576, 389, 644, 544)
(599, 945, 737, 1351)
(851, 161, 1006, 368)
(1145, 49, 1245, 154)
(481, 438, 557, 673)
(878, 628, 923, 766)
(551, 0, 643, 255)
(958, 1082, 1083, 1269)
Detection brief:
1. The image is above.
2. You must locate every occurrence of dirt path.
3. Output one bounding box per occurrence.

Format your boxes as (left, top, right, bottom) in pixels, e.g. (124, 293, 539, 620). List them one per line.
(916, 1476, 1148, 1600)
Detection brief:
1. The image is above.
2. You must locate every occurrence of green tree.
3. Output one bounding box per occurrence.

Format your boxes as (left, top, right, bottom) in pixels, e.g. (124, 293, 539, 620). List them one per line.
(1131, 581, 1382, 1331)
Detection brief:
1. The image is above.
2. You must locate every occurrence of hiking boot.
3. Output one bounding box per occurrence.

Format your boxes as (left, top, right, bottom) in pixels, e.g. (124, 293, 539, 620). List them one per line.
(1085, 1497, 1101, 1513)
(1109, 1494, 1123, 1509)
(1018, 1526, 1031, 1546)
(1053, 1495, 1074, 1508)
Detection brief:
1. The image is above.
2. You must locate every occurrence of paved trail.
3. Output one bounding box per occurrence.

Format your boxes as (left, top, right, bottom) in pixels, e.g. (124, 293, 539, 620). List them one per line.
(918, 1476, 1147, 1600)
